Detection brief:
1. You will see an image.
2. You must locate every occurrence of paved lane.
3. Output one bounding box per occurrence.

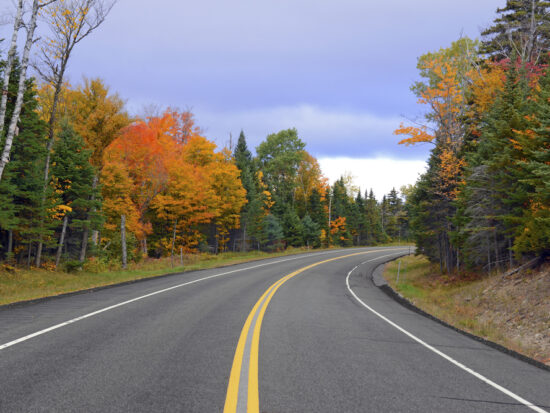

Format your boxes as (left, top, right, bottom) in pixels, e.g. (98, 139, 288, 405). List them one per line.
(0, 247, 547, 412)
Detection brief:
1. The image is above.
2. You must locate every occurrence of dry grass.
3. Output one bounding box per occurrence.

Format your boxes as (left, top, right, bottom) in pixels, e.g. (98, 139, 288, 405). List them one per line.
(384, 255, 550, 365)
(0, 247, 323, 306)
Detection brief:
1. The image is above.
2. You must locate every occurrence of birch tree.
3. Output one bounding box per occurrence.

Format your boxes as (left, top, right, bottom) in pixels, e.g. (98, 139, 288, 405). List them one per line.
(34, 0, 116, 267)
(0, 0, 24, 136)
(0, 0, 57, 182)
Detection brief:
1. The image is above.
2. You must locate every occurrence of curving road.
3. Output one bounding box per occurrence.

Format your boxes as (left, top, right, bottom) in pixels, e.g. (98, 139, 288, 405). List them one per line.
(0, 247, 548, 412)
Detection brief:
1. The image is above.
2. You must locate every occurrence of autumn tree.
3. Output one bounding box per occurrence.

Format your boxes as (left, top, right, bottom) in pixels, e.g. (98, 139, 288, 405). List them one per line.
(65, 78, 129, 260)
(34, 0, 116, 266)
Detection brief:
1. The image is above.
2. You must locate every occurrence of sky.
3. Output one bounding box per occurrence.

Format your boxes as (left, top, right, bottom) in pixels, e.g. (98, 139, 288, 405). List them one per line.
(2, 0, 504, 198)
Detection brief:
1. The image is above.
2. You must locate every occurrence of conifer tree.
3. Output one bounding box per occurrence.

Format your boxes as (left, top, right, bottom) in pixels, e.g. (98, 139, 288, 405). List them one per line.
(51, 121, 100, 265)
(515, 66, 550, 255)
(462, 63, 531, 269)
(0, 59, 49, 263)
(301, 214, 321, 248)
(481, 0, 550, 64)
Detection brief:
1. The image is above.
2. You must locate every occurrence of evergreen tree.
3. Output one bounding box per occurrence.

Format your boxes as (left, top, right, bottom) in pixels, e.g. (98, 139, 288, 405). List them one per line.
(462, 63, 531, 269)
(51, 121, 100, 263)
(261, 214, 284, 251)
(301, 214, 321, 248)
(365, 189, 387, 244)
(481, 0, 550, 64)
(233, 130, 257, 250)
(308, 188, 328, 246)
(515, 66, 550, 255)
(0, 59, 49, 263)
(282, 208, 303, 247)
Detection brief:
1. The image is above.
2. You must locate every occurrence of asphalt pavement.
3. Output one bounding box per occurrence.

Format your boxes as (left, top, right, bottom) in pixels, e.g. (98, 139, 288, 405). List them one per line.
(0, 247, 548, 412)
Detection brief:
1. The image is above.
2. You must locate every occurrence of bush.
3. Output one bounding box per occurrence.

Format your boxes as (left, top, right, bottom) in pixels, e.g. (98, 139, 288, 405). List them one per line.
(63, 260, 83, 273)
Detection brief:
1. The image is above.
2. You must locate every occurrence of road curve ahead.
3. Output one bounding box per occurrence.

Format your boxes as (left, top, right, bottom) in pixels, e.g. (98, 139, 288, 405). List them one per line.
(0, 247, 548, 412)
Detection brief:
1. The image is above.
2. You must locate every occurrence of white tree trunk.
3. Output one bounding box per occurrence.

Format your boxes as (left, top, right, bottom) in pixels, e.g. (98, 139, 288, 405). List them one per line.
(0, 0, 24, 136)
(0, 0, 40, 182)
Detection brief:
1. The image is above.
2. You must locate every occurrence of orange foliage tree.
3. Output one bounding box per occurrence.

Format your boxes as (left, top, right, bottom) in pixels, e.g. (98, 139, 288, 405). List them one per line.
(103, 109, 247, 256)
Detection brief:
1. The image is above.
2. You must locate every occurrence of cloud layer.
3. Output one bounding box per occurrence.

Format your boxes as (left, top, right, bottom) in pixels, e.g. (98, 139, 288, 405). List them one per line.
(196, 104, 430, 159)
(318, 157, 427, 199)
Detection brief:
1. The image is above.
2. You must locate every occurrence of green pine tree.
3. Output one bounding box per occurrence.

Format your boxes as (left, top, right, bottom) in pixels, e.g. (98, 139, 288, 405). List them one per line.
(51, 121, 101, 264)
(0, 58, 49, 263)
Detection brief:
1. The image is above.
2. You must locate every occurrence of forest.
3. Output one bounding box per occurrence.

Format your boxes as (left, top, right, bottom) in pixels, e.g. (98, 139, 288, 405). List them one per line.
(4, 0, 549, 277)
(397, 0, 550, 274)
(0, 0, 406, 271)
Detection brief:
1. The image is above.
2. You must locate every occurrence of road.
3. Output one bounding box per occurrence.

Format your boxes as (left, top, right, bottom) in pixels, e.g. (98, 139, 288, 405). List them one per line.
(0, 247, 548, 412)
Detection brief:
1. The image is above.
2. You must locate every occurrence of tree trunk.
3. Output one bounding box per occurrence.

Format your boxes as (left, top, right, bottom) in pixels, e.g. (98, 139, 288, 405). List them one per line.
(36, 67, 66, 267)
(7, 229, 13, 263)
(487, 235, 492, 274)
(508, 237, 513, 270)
(88, 174, 100, 247)
(79, 228, 89, 263)
(121, 214, 127, 270)
(92, 230, 99, 246)
(55, 214, 69, 269)
(0, 0, 41, 182)
(242, 222, 247, 252)
(27, 243, 32, 268)
(171, 219, 177, 268)
(0, 0, 23, 137)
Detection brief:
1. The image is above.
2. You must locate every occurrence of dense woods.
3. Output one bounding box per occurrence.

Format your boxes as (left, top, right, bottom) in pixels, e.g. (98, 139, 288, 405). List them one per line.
(0, 2, 406, 271)
(4, 0, 548, 278)
(398, 0, 550, 274)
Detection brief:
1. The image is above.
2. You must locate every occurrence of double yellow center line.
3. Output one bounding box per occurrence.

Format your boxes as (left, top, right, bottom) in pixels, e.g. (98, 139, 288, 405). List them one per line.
(223, 250, 385, 413)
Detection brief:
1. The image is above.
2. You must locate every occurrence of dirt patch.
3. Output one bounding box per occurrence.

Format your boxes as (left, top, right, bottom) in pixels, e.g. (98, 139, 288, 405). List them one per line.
(475, 266, 550, 363)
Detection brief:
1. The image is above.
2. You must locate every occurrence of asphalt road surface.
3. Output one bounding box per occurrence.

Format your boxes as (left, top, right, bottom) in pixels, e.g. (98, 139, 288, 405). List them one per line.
(0, 247, 548, 412)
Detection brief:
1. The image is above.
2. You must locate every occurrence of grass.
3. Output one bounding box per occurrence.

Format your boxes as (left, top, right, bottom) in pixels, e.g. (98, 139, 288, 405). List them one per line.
(0, 247, 328, 306)
(383, 255, 545, 361)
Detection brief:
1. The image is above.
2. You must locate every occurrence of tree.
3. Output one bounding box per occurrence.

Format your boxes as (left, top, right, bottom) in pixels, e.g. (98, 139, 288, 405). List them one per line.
(51, 121, 100, 267)
(461, 63, 531, 270)
(365, 189, 387, 244)
(256, 128, 305, 215)
(481, 0, 550, 64)
(302, 214, 321, 248)
(281, 208, 303, 247)
(0, 60, 49, 263)
(65, 77, 130, 259)
(260, 214, 284, 251)
(295, 152, 326, 217)
(233, 130, 257, 251)
(209, 148, 247, 252)
(34, 0, 116, 266)
(0, 0, 24, 137)
(0, 0, 57, 182)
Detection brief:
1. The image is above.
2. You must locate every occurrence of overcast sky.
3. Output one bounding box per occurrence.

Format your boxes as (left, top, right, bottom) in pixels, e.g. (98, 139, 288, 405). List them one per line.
(2, 0, 504, 197)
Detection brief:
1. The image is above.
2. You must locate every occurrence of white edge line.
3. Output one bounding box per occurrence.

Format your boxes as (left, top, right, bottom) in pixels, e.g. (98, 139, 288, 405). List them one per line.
(345, 259, 548, 413)
(0, 247, 386, 352)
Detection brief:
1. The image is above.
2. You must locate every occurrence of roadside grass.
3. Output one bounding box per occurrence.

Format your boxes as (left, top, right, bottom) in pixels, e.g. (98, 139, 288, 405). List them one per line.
(383, 255, 544, 361)
(0, 247, 326, 306)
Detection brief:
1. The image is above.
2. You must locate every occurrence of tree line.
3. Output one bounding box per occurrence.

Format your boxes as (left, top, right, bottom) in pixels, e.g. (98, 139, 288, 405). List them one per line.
(0, 1, 408, 271)
(398, 0, 550, 274)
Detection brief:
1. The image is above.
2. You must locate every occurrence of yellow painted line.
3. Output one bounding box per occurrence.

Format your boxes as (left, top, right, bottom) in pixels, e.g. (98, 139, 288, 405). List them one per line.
(224, 249, 391, 413)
